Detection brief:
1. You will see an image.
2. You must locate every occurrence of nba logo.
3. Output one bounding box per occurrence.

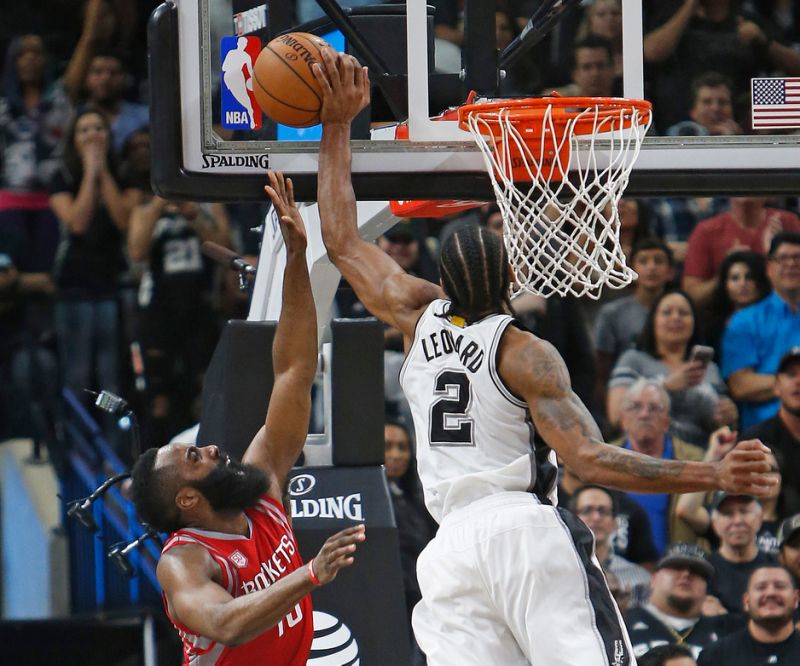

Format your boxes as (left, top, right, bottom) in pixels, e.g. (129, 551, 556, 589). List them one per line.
(220, 36, 262, 130)
(230, 550, 248, 568)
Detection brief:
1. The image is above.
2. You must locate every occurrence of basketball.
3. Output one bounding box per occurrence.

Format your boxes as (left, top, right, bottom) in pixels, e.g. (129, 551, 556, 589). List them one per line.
(253, 32, 329, 128)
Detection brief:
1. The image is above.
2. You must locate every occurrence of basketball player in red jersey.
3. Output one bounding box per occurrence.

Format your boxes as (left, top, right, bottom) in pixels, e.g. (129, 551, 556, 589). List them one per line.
(312, 50, 776, 665)
(129, 172, 365, 665)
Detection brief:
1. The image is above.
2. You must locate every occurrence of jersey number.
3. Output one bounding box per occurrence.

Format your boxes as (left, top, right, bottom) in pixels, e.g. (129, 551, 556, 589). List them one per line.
(429, 370, 474, 446)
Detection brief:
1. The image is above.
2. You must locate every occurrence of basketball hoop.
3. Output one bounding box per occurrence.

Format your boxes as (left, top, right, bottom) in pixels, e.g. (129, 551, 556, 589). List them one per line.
(458, 94, 652, 300)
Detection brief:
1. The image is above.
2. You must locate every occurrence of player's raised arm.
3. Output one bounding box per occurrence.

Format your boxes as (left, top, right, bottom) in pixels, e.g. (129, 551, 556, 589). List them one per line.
(312, 48, 441, 337)
(242, 172, 317, 497)
(500, 328, 777, 495)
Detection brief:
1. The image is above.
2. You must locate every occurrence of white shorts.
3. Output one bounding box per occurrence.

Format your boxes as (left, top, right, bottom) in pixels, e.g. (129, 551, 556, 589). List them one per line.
(412, 492, 635, 666)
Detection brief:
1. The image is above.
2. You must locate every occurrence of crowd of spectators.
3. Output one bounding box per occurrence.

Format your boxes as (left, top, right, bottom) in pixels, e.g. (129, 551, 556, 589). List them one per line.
(3, 1, 800, 664)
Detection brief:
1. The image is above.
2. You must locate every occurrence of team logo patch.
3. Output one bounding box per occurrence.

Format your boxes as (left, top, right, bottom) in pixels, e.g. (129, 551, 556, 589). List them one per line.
(220, 36, 262, 130)
(230, 550, 248, 568)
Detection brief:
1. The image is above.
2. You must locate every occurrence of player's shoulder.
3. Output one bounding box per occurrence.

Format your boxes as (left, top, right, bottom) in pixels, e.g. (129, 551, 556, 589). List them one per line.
(158, 540, 217, 585)
(499, 325, 569, 390)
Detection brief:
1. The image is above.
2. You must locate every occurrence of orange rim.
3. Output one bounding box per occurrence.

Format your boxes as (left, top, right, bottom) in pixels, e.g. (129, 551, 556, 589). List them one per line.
(457, 96, 652, 136)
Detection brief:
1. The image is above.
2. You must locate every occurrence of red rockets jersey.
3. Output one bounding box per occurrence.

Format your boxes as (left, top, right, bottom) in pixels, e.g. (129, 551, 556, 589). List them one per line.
(161, 495, 313, 665)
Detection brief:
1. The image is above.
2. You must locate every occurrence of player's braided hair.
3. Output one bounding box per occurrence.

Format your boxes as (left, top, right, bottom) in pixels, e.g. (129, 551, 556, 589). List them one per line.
(130, 448, 182, 534)
(438, 225, 511, 324)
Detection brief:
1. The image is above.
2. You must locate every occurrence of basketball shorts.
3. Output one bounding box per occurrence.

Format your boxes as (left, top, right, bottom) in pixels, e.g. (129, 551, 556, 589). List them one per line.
(412, 492, 636, 666)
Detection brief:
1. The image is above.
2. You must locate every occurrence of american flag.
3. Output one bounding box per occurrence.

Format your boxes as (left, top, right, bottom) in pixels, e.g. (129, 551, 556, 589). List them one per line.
(751, 78, 800, 129)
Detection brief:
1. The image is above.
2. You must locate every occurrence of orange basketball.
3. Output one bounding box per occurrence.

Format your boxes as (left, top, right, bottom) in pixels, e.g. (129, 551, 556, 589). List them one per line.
(253, 32, 329, 128)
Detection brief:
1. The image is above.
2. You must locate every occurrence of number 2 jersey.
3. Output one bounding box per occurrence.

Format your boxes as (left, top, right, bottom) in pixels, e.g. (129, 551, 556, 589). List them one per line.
(400, 299, 558, 524)
(160, 495, 313, 665)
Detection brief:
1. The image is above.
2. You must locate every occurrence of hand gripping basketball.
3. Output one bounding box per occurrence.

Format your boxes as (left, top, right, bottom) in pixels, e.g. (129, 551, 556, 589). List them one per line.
(716, 439, 778, 496)
(312, 48, 370, 125)
(309, 525, 366, 585)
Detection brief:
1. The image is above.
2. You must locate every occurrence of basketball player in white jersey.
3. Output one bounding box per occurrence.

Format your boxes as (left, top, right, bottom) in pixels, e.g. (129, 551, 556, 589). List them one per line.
(222, 37, 256, 129)
(312, 50, 776, 666)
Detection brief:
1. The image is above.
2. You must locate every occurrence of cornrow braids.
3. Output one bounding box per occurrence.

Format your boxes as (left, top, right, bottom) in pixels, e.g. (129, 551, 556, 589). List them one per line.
(438, 225, 511, 324)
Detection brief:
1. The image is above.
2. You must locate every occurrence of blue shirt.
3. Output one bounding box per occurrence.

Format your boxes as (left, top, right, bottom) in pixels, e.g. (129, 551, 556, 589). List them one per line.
(624, 436, 673, 555)
(721, 292, 800, 429)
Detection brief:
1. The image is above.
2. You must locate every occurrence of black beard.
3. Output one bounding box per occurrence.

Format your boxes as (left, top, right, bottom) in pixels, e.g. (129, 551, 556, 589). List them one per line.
(190, 458, 269, 514)
(750, 612, 793, 633)
(667, 594, 697, 614)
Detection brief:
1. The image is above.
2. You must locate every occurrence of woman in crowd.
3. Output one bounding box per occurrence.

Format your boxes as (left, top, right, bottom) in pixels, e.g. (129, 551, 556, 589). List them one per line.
(0, 35, 70, 271)
(705, 250, 770, 356)
(607, 289, 738, 447)
(48, 107, 136, 410)
(384, 419, 436, 663)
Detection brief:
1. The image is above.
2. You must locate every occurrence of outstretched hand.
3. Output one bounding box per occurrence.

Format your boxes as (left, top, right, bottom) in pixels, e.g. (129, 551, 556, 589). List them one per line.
(264, 171, 307, 251)
(716, 439, 777, 496)
(312, 47, 370, 125)
(310, 524, 366, 585)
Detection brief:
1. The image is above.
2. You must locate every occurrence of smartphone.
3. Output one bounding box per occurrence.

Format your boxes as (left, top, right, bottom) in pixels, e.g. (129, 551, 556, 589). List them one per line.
(690, 345, 714, 365)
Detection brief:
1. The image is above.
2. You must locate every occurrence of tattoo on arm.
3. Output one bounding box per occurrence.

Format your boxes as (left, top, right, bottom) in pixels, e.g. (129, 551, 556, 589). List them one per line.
(595, 447, 686, 479)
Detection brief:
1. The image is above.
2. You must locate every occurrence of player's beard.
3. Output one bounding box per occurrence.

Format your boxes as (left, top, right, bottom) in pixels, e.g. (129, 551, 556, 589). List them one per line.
(191, 458, 269, 514)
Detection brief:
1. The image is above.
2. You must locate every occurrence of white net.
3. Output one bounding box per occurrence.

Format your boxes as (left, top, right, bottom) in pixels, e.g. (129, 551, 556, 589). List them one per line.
(463, 100, 652, 300)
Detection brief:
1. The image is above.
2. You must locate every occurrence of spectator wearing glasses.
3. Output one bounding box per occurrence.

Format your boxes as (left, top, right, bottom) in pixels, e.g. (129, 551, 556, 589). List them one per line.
(721, 232, 800, 430)
(609, 378, 707, 555)
(572, 484, 652, 608)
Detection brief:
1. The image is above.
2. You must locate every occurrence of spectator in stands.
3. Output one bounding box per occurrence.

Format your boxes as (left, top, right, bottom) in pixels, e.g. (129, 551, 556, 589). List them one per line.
(118, 127, 151, 197)
(577, 0, 624, 82)
(0, 35, 70, 270)
(649, 196, 729, 266)
(80, 52, 148, 152)
(48, 107, 136, 411)
(128, 196, 229, 448)
(384, 419, 436, 663)
(625, 543, 737, 660)
(643, 0, 800, 132)
(552, 35, 617, 97)
(558, 460, 659, 569)
(698, 565, 800, 665)
(667, 72, 742, 137)
(495, 6, 541, 95)
(707, 493, 776, 614)
(608, 291, 738, 447)
(677, 434, 784, 556)
(740, 347, 800, 515)
(705, 251, 770, 358)
(683, 198, 800, 307)
(594, 239, 675, 408)
(572, 484, 652, 607)
(618, 198, 656, 266)
(721, 232, 800, 429)
(609, 379, 707, 554)
(777, 514, 800, 584)
(637, 644, 697, 666)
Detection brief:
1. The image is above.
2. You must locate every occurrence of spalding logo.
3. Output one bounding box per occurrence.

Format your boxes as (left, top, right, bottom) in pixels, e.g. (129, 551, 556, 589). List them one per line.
(285, 53, 298, 60)
(288, 473, 316, 497)
(308, 611, 359, 665)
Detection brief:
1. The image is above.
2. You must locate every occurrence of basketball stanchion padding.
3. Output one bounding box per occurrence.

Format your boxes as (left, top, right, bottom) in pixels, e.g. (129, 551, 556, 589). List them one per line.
(458, 93, 652, 300)
(253, 32, 329, 127)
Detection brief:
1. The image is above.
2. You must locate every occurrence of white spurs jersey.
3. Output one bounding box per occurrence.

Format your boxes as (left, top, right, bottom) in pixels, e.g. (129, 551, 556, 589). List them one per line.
(400, 299, 558, 523)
